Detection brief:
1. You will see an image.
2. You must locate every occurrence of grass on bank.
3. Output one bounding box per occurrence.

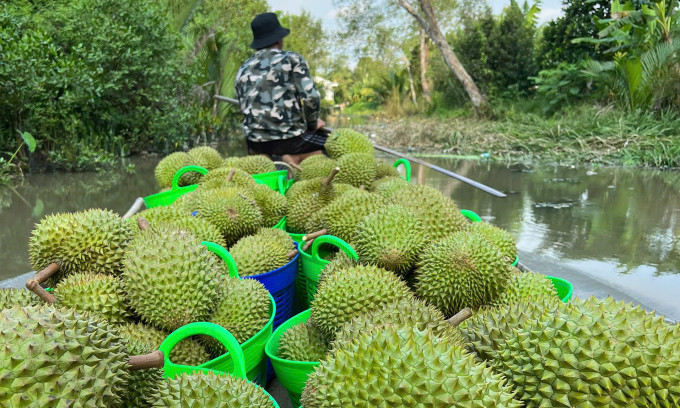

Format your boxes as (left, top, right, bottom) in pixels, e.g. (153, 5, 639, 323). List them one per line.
(348, 101, 680, 168)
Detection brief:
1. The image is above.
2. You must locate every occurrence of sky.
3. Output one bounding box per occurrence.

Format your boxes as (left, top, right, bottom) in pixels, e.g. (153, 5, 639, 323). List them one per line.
(268, 0, 566, 32)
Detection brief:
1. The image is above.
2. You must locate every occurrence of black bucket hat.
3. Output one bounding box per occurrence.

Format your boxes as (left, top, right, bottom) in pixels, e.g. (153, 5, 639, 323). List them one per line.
(250, 12, 290, 49)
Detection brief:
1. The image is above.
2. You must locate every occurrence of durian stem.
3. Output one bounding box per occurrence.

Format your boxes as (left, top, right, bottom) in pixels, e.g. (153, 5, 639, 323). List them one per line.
(302, 239, 314, 252)
(322, 167, 340, 186)
(303, 229, 327, 242)
(137, 217, 150, 231)
(225, 168, 236, 182)
(128, 350, 165, 371)
(286, 249, 299, 259)
(123, 197, 145, 220)
(25, 279, 55, 304)
(32, 262, 60, 284)
(447, 308, 472, 328)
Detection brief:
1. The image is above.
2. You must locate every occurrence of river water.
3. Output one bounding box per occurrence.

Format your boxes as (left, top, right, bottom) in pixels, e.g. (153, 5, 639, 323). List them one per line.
(1, 144, 678, 320)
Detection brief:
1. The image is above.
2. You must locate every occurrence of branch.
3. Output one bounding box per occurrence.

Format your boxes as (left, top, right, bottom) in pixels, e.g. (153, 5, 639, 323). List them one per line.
(395, 0, 430, 31)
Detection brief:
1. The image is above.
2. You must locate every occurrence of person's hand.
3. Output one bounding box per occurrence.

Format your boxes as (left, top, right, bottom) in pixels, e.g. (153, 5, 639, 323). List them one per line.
(316, 119, 326, 130)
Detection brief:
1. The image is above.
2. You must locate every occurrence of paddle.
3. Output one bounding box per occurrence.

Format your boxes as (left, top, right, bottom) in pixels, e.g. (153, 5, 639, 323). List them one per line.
(214, 95, 506, 198)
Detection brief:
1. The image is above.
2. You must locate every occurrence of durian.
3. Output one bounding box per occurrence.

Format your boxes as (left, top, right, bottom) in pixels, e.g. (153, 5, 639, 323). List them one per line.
(233, 155, 276, 175)
(332, 297, 465, 348)
(202, 277, 271, 356)
(300, 326, 522, 408)
(414, 230, 514, 316)
(29, 209, 133, 284)
(324, 128, 374, 159)
(493, 270, 559, 306)
(370, 176, 409, 198)
(123, 225, 222, 330)
(54, 272, 130, 324)
(0, 288, 39, 310)
(496, 297, 680, 407)
(353, 205, 425, 275)
(334, 152, 376, 188)
(132, 205, 226, 247)
(155, 151, 188, 188)
(278, 321, 329, 362)
(0, 305, 130, 407)
(229, 228, 295, 277)
(468, 221, 517, 262)
(181, 146, 223, 185)
(375, 160, 400, 179)
(149, 371, 275, 407)
(198, 167, 258, 190)
(320, 189, 387, 243)
(389, 184, 467, 241)
(193, 187, 264, 245)
(297, 155, 336, 180)
(310, 264, 413, 338)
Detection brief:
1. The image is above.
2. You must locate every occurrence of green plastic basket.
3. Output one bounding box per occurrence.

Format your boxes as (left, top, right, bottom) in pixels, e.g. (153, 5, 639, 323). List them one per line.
(253, 170, 293, 194)
(143, 165, 209, 208)
(265, 309, 317, 408)
(158, 322, 279, 407)
(297, 235, 358, 309)
(199, 241, 276, 386)
(546, 275, 573, 303)
(393, 158, 411, 181)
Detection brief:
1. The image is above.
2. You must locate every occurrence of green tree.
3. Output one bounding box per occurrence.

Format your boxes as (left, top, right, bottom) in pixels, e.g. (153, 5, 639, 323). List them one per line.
(277, 10, 329, 75)
(0, 0, 196, 169)
(537, 0, 611, 68)
(485, 1, 539, 94)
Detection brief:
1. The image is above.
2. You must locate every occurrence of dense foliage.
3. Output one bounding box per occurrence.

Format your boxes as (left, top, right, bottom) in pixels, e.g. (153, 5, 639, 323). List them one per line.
(0, 0, 198, 170)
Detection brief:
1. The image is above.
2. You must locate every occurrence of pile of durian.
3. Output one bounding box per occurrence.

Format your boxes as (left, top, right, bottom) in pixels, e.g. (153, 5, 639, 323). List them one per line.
(1, 128, 679, 407)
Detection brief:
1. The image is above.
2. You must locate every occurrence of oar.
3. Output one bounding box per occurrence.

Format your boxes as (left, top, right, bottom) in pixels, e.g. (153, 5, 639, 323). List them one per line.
(214, 95, 506, 198)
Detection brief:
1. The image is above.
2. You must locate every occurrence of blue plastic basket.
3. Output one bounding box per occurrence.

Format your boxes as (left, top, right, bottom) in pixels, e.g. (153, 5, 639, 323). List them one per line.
(245, 243, 300, 329)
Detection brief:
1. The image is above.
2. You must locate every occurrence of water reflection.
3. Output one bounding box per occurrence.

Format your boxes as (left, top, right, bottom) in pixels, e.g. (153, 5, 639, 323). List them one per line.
(416, 158, 680, 276)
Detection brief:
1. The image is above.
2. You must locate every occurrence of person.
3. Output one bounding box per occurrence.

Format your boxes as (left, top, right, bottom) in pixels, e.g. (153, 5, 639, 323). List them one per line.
(235, 12, 327, 165)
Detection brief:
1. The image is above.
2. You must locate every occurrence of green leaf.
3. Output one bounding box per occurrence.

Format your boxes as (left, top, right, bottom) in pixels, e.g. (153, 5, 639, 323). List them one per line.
(17, 131, 36, 153)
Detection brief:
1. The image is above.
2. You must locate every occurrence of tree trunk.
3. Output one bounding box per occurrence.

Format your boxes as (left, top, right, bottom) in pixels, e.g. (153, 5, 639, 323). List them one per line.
(396, 0, 489, 115)
(419, 28, 432, 103)
(403, 57, 418, 105)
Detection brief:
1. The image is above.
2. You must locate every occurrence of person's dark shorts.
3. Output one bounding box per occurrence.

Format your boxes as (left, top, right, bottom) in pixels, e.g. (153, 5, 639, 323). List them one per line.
(246, 131, 328, 157)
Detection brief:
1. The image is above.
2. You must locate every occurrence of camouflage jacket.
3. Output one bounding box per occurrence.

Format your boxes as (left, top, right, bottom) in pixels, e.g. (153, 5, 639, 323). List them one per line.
(235, 49, 320, 142)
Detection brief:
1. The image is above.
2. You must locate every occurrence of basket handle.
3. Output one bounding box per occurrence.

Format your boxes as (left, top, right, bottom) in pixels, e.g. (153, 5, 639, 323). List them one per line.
(393, 158, 411, 181)
(201, 241, 240, 279)
(171, 165, 209, 189)
(273, 161, 296, 180)
(159, 322, 247, 379)
(460, 209, 482, 222)
(311, 235, 358, 263)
